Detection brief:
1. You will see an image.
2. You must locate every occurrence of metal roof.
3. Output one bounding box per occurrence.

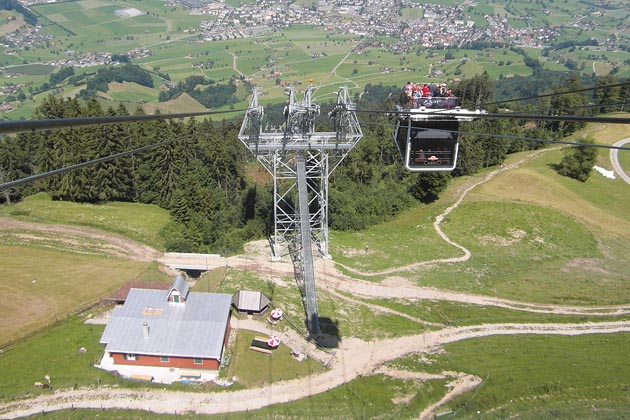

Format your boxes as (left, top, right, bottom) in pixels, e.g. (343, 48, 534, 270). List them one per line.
(100, 288, 232, 359)
(168, 274, 190, 298)
(231, 290, 271, 312)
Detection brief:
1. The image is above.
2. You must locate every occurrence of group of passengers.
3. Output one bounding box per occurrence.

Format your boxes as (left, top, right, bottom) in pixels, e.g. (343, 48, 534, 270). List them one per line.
(401, 82, 453, 108)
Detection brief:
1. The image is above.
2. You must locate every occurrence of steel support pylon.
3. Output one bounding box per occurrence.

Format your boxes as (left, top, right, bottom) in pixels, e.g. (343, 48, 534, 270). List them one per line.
(238, 85, 362, 335)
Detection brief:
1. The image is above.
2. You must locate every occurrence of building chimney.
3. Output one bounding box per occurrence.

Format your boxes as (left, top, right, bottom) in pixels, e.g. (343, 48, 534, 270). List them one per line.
(142, 322, 150, 339)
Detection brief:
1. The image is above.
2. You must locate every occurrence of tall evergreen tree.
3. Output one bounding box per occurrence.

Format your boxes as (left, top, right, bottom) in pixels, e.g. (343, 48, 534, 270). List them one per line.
(453, 71, 493, 108)
(548, 73, 588, 136)
(87, 106, 133, 201)
(593, 74, 621, 114)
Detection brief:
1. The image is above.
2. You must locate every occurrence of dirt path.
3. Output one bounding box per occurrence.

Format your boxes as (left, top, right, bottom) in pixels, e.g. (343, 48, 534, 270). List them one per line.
(336, 147, 557, 277)
(1, 321, 629, 419)
(226, 244, 630, 317)
(0, 218, 160, 261)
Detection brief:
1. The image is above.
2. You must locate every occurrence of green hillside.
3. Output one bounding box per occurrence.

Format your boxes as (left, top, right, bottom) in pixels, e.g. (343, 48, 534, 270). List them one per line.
(0, 192, 171, 248)
(0, 121, 628, 418)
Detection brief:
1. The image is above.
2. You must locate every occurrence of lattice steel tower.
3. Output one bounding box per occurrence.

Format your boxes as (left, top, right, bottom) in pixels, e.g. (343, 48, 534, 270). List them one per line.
(238, 86, 362, 335)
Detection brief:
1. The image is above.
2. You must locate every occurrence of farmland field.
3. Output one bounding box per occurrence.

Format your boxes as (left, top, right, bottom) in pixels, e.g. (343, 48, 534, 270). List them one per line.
(0, 246, 158, 347)
(1, 0, 627, 118)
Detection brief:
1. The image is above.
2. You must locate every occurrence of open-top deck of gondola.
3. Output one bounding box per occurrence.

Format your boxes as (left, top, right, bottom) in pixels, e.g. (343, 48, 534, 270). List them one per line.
(394, 83, 485, 171)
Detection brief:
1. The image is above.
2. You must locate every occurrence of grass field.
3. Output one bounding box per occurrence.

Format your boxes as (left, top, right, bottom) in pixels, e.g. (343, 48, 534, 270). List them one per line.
(224, 329, 324, 387)
(0, 247, 163, 347)
(2, 63, 55, 75)
(104, 81, 159, 103)
(6, 315, 628, 418)
(0, 120, 629, 418)
(0, 0, 625, 120)
(0, 311, 448, 419)
(0, 18, 548, 119)
(392, 333, 630, 419)
(330, 121, 630, 305)
(0, 193, 171, 248)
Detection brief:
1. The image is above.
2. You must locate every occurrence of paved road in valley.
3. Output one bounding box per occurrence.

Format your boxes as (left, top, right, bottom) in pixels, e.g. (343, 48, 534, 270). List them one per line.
(611, 138, 630, 184)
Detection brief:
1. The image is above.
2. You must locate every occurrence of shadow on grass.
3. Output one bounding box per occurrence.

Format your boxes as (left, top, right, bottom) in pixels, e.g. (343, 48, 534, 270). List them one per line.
(548, 162, 562, 174)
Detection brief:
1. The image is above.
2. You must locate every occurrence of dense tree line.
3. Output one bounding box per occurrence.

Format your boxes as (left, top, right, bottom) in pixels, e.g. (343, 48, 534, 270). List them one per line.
(1, 73, 625, 251)
(0, 96, 266, 254)
(111, 54, 131, 64)
(460, 40, 506, 50)
(550, 39, 599, 51)
(79, 64, 154, 99)
(159, 75, 244, 109)
(49, 67, 75, 85)
(0, 0, 37, 26)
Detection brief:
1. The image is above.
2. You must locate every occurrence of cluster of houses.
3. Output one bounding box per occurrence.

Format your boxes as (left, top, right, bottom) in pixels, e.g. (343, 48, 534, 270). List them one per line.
(98, 275, 274, 384)
(180, 0, 564, 53)
(1, 0, 623, 72)
(0, 24, 53, 49)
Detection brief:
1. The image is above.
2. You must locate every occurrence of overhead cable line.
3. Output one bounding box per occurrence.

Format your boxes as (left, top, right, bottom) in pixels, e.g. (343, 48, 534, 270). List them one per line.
(0, 131, 200, 190)
(359, 120, 630, 151)
(482, 81, 630, 106)
(0, 108, 248, 135)
(354, 108, 630, 125)
(495, 102, 630, 114)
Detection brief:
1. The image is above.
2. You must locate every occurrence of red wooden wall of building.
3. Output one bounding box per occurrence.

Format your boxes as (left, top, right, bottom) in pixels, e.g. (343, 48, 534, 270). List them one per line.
(111, 353, 220, 370)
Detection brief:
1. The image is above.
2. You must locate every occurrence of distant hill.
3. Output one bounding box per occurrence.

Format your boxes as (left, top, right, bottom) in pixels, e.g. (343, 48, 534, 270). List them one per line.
(143, 91, 207, 114)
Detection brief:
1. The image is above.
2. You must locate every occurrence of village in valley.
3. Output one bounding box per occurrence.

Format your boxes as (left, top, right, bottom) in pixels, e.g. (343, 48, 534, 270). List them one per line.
(2, 0, 625, 70)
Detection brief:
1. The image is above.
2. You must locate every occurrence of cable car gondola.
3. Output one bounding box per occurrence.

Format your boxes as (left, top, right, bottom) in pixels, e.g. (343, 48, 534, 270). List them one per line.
(393, 83, 485, 172)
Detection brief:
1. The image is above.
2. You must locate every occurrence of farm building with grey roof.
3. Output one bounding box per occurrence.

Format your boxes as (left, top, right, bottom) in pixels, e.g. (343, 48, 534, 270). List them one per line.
(98, 275, 232, 383)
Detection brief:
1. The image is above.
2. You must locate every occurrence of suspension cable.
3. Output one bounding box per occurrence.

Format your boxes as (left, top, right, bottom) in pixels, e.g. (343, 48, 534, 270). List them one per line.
(359, 119, 630, 151)
(0, 108, 248, 135)
(482, 81, 630, 106)
(494, 102, 630, 114)
(354, 108, 630, 125)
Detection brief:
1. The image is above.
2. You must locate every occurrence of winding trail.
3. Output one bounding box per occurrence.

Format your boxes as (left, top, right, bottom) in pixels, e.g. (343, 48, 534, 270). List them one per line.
(1, 147, 629, 418)
(228, 51, 245, 78)
(336, 147, 555, 277)
(1, 321, 629, 419)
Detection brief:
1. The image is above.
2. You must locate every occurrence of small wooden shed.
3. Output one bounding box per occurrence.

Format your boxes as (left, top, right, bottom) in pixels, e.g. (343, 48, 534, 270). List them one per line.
(231, 290, 271, 317)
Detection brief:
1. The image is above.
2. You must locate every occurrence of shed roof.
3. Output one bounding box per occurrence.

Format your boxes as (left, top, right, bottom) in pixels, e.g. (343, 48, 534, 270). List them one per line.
(231, 290, 271, 312)
(100, 288, 231, 359)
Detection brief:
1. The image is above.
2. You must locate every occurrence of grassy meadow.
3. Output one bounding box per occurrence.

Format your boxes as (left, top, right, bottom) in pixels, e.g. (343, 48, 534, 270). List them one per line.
(391, 333, 630, 419)
(330, 121, 630, 305)
(0, 248, 165, 347)
(0, 193, 171, 248)
(0, 193, 172, 346)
